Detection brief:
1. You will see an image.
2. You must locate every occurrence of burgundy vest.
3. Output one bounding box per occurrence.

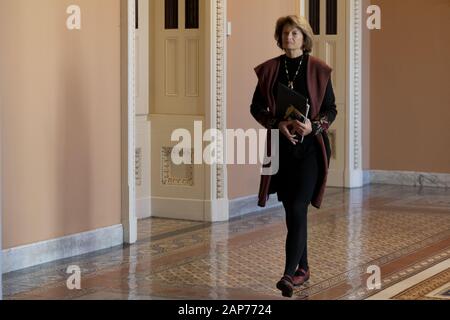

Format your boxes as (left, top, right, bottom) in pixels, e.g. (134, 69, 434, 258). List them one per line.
(254, 55, 332, 209)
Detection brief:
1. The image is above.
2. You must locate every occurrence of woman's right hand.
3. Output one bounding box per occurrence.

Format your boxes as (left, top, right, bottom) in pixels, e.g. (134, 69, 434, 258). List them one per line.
(278, 120, 299, 145)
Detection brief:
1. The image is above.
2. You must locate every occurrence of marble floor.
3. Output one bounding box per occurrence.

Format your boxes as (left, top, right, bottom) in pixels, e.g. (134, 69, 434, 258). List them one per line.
(3, 184, 450, 300)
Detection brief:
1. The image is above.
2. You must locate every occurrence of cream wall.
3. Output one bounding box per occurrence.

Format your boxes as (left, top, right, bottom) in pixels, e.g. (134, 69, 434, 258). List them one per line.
(0, 0, 122, 249)
(227, 0, 297, 200)
(370, 0, 450, 173)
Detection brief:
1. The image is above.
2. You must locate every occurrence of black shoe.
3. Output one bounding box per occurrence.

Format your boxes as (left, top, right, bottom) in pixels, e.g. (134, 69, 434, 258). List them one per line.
(276, 275, 294, 298)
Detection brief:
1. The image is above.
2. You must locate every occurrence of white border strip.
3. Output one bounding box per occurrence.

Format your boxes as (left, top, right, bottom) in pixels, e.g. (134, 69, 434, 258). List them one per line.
(366, 259, 450, 300)
(370, 170, 450, 188)
(2, 225, 123, 274)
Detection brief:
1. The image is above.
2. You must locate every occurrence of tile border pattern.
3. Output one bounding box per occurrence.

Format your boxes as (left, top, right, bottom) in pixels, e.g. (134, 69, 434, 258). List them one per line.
(364, 258, 450, 300)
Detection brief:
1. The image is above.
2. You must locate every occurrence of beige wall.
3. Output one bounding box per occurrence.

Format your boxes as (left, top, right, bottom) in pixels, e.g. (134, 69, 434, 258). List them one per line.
(370, 0, 450, 173)
(0, 0, 122, 249)
(227, 0, 297, 200)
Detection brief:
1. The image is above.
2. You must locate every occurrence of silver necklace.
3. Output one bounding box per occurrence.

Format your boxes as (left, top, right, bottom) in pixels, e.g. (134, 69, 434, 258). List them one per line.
(285, 55, 304, 90)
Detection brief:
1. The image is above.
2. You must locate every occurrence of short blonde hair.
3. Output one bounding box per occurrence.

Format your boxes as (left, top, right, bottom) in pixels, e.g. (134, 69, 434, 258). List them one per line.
(274, 15, 314, 54)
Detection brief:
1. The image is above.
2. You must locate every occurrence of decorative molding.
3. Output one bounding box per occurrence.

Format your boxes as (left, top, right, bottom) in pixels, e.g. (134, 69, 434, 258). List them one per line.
(351, 0, 362, 171)
(135, 116, 151, 219)
(2, 225, 123, 274)
(135, 147, 143, 186)
(161, 147, 194, 186)
(345, 0, 363, 188)
(214, 0, 226, 200)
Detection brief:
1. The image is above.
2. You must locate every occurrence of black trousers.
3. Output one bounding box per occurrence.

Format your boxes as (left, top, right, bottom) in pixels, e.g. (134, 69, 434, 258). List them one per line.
(278, 136, 319, 277)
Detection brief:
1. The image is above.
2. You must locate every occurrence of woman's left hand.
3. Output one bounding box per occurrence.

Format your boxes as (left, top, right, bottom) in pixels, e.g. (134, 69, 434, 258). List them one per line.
(291, 119, 313, 137)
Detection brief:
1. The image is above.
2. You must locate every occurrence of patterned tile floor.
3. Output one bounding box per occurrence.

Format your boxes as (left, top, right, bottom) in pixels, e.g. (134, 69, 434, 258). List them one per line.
(3, 184, 450, 300)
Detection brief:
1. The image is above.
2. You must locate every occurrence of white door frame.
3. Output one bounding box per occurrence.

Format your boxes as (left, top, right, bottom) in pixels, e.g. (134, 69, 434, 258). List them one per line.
(205, 0, 229, 221)
(122, 0, 229, 240)
(300, 0, 364, 188)
(345, 0, 364, 188)
(122, 0, 138, 244)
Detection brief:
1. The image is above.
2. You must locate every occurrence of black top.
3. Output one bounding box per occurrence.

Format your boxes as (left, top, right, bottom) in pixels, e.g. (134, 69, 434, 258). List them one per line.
(275, 54, 310, 107)
(250, 54, 338, 199)
(251, 54, 336, 159)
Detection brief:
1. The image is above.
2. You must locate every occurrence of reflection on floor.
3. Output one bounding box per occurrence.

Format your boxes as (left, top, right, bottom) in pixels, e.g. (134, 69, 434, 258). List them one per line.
(3, 184, 450, 300)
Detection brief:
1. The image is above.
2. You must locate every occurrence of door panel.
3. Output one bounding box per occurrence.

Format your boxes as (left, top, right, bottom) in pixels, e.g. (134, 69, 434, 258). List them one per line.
(149, 0, 206, 220)
(151, 0, 205, 115)
(306, 0, 346, 187)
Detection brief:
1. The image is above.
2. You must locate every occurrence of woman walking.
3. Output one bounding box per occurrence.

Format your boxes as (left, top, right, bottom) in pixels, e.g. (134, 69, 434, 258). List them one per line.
(250, 15, 337, 298)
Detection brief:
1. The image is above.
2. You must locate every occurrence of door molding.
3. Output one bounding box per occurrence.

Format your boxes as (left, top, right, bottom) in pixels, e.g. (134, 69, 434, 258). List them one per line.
(206, 0, 229, 221)
(122, 0, 138, 244)
(213, 0, 227, 201)
(125, 0, 229, 229)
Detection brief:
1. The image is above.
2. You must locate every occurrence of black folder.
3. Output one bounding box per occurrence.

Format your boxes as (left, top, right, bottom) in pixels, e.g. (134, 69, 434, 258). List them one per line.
(276, 82, 310, 143)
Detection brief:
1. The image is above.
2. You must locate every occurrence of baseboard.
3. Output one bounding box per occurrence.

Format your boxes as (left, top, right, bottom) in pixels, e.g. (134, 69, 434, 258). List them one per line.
(363, 170, 372, 186)
(229, 194, 282, 219)
(2, 225, 123, 274)
(136, 197, 151, 219)
(370, 170, 450, 188)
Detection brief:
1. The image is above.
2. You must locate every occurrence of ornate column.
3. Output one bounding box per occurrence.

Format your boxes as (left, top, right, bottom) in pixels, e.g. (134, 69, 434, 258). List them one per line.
(206, 0, 229, 222)
(347, 0, 364, 187)
(215, 0, 226, 200)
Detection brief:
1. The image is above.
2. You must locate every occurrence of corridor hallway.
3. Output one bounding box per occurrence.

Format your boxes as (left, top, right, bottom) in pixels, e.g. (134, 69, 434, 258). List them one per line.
(3, 184, 450, 300)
